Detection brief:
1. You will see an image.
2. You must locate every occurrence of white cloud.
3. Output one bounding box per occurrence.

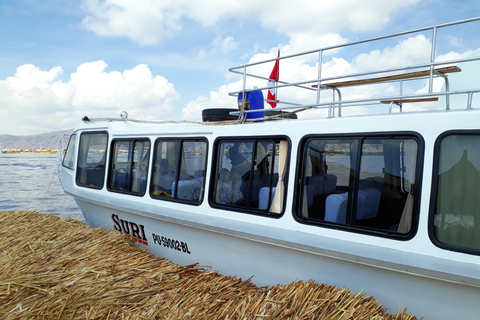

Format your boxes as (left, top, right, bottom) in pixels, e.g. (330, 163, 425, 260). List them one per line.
(183, 81, 241, 120)
(447, 36, 464, 48)
(212, 36, 239, 54)
(80, 0, 421, 45)
(1, 61, 180, 135)
(195, 36, 240, 62)
(436, 49, 473, 63)
(352, 35, 432, 71)
(81, 0, 184, 45)
(259, 0, 420, 36)
(288, 33, 349, 57)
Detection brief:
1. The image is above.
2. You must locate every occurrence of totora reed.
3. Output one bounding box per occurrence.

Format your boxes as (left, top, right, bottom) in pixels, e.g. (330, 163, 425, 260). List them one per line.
(0, 211, 421, 319)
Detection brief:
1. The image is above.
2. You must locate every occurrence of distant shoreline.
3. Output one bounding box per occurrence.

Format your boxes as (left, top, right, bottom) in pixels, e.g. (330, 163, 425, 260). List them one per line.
(1, 149, 56, 154)
(0, 129, 73, 151)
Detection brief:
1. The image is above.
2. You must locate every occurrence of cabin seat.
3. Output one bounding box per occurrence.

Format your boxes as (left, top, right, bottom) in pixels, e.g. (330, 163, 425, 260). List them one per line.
(157, 175, 175, 195)
(111, 170, 147, 193)
(324, 192, 348, 223)
(245, 171, 264, 202)
(217, 181, 233, 204)
(139, 171, 147, 193)
(114, 171, 129, 190)
(324, 180, 382, 223)
(359, 177, 384, 192)
(151, 159, 172, 194)
(159, 159, 169, 174)
(356, 188, 381, 220)
(371, 176, 384, 192)
(216, 168, 233, 204)
(172, 177, 204, 201)
(307, 175, 325, 196)
(261, 173, 279, 187)
(258, 187, 277, 210)
(357, 178, 383, 220)
(194, 170, 204, 179)
(258, 185, 313, 210)
(79, 165, 105, 188)
(358, 179, 374, 190)
(306, 174, 338, 196)
(325, 174, 338, 194)
(306, 174, 338, 219)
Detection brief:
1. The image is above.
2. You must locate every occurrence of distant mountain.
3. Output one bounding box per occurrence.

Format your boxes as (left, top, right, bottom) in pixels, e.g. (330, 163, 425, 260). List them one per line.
(0, 129, 73, 151)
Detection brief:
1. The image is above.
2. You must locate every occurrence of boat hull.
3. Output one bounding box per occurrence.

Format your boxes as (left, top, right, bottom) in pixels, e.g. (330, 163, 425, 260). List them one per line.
(73, 196, 480, 320)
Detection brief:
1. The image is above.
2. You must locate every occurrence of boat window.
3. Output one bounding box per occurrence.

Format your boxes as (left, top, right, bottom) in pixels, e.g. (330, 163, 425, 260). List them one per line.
(150, 139, 207, 204)
(62, 133, 77, 169)
(297, 135, 420, 238)
(211, 138, 289, 215)
(431, 133, 480, 254)
(76, 132, 108, 189)
(298, 139, 358, 222)
(108, 139, 150, 196)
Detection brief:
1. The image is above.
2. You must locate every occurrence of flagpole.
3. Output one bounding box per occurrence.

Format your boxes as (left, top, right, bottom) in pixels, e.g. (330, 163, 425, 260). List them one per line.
(240, 65, 247, 122)
(267, 49, 280, 108)
(275, 49, 279, 108)
(316, 50, 323, 104)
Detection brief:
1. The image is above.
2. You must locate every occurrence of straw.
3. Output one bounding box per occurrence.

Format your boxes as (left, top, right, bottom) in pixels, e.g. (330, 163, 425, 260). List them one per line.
(0, 210, 422, 319)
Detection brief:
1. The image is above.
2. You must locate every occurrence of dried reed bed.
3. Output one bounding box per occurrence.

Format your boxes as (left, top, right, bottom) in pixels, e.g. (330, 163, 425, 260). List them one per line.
(0, 211, 421, 319)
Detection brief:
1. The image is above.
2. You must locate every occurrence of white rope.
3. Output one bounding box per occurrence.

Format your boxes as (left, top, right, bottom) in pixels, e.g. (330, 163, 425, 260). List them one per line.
(84, 109, 304, 126)
(32, 163, 58, 213)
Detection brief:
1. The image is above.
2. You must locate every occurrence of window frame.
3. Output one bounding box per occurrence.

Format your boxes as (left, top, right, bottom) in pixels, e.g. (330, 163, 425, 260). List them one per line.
(75, 131, 109, 190)
(107, 137, 151, 197)
(293, 132, 424, 240)
(149, 137, 208, 205)
(428, 129, 480, 255)
(62, 133, 77, 170)
(208, 135, 291, 218)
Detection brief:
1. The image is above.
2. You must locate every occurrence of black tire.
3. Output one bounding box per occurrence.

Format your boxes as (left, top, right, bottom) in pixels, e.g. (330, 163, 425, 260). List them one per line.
(202, 108, 238, 122)
(265, 110, 297, 119)
(202, 108, 297, 122)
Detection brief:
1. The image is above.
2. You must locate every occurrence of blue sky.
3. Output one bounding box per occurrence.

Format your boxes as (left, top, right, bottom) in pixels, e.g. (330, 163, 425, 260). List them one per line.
(0, 0, 479, 135)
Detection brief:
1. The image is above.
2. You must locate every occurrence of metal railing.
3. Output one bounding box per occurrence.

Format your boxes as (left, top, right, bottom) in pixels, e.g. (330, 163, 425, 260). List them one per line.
(229, 17, 480, 120)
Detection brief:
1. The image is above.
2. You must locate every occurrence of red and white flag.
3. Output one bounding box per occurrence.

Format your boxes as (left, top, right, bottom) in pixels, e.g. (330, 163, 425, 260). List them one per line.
(267, 50, 279, 108)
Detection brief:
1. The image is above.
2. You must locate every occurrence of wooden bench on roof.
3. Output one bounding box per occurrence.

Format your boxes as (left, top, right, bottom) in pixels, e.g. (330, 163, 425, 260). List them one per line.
(312, 66, 461, 88)
(312, 66, 461, 108)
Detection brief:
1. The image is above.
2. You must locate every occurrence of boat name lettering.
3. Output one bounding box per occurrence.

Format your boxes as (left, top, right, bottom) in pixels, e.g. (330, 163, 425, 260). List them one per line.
(152, 233, 191, 254)
(111, 214, 148, 246)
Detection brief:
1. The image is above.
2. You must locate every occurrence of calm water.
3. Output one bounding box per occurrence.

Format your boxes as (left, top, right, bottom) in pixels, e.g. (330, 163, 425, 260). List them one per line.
(0, 153, 83, 220)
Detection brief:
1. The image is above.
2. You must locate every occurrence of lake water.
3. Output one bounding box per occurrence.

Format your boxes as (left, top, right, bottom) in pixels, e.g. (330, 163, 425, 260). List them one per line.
(0, 153, 83, 220)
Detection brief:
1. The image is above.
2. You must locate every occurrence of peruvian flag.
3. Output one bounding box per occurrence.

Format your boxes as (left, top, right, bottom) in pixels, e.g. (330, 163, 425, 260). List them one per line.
(267, 50, 279, 108)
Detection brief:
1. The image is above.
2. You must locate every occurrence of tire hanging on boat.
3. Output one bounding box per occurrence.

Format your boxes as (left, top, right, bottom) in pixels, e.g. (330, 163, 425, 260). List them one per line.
(201, 108, 297, 122)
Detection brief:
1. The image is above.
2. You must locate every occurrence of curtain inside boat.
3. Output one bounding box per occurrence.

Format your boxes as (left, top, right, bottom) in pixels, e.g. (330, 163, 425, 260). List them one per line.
(271, 140, 288, 213)
(398, 140, 418, 233)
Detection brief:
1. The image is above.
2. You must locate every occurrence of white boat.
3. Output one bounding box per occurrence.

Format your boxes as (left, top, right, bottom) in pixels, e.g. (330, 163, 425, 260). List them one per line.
(57, 18, 480, 319)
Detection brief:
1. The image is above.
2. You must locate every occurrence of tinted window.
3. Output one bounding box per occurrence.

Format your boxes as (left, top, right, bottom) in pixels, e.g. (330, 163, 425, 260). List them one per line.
(298, 139, 358, 221)
(63, 133, 77, 169)
(108, 139, 150, 195)
(432, 133, 480, 253)
(76, 132, 108, 189)
(297, 135, 420, 237)
(212, 138, 289, 215)
(150, 139, 207, 203)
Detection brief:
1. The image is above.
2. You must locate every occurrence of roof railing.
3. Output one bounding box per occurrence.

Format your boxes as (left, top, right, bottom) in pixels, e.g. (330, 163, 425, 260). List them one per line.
(229, 17, 480, 120)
